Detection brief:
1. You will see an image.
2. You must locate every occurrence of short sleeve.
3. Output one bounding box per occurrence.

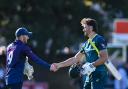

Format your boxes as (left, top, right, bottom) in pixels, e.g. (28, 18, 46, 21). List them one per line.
(96, 37, 107, 51)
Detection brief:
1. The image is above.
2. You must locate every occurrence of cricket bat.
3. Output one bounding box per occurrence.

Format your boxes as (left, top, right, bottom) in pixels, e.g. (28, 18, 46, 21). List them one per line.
(104, 60, 122, 80)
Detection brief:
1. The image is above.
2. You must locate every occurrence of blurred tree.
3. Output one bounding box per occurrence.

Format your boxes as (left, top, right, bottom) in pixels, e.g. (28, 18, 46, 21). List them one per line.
(0, 0, 128, 57)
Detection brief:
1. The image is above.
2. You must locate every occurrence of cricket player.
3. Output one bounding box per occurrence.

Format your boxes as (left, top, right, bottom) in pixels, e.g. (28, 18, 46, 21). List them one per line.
(53, 18, 108, 89)
(5, 27, 56, 89)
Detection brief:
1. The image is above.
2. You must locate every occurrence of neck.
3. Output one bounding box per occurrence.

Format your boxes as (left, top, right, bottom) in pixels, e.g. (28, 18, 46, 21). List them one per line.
(88, 32, 96, 39)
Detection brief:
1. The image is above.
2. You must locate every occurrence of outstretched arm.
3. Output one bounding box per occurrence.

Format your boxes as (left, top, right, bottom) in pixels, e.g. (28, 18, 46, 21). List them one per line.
(24, 46, 51, 70)
(53, 51, 85, 70)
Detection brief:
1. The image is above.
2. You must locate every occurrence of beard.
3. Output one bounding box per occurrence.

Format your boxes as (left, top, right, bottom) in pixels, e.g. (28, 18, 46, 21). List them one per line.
(23, 38, 28, 43)
(84, 32, 87, 36)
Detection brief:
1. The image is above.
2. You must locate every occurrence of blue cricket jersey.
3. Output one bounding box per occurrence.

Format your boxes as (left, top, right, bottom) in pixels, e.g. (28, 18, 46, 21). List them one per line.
(5, 40, 50, 85)
(80, 34, 107, 71)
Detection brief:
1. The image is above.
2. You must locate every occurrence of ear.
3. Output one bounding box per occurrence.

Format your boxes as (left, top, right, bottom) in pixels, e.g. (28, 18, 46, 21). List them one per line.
(89, 26, 93, 31)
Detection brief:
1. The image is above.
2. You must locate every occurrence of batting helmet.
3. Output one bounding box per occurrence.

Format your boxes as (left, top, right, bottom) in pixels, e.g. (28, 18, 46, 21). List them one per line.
(15, 27, 32, 38)
(68, 64, 80, 79)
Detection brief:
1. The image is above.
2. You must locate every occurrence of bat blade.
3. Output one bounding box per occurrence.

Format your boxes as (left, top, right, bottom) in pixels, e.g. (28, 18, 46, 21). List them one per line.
(105, 60, 122, 80)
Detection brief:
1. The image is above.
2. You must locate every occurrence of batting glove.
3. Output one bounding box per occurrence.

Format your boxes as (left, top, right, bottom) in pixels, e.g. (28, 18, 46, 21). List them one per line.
(80, 62, 96, 76)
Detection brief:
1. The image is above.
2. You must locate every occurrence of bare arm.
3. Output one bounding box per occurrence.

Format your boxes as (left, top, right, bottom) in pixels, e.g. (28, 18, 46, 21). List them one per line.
(92, 49, 108, 67)
(57, 51, 85, 68)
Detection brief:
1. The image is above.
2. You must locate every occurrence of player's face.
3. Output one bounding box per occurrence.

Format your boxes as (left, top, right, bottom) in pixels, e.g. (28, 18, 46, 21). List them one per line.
(22, 35, 29, 43)
(82, 24, 92, 36)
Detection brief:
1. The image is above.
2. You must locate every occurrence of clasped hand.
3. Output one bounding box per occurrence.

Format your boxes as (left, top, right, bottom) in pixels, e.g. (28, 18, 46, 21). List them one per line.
(50, 63, 60, 72)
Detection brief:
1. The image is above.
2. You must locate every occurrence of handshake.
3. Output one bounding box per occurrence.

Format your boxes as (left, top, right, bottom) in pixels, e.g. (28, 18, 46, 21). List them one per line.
(50, 62, 96, 77)
(50, 63, 61, 72)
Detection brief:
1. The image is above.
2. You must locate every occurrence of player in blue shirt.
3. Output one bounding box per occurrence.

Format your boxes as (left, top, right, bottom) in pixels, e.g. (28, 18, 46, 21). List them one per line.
(52, 18, 108, 89)
(5, 27, 56, 89)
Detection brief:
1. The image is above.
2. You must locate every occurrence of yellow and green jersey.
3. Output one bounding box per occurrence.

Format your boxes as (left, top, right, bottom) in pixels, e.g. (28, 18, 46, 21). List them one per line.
(80, 34, 107, 71)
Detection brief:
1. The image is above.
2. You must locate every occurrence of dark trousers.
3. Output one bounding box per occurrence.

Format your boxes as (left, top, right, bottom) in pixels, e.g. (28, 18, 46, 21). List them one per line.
(5, 82, 23, 89)
(82, 71, 108, 89)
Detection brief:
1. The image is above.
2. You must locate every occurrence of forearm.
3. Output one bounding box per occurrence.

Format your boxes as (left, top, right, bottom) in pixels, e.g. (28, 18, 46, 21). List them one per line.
(35, 58, 50, 69)
(59, 57, 78, 68)
(33, 57, 50, 69)
(92, 57, 108, 67)
(28, 53, 50, 70)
